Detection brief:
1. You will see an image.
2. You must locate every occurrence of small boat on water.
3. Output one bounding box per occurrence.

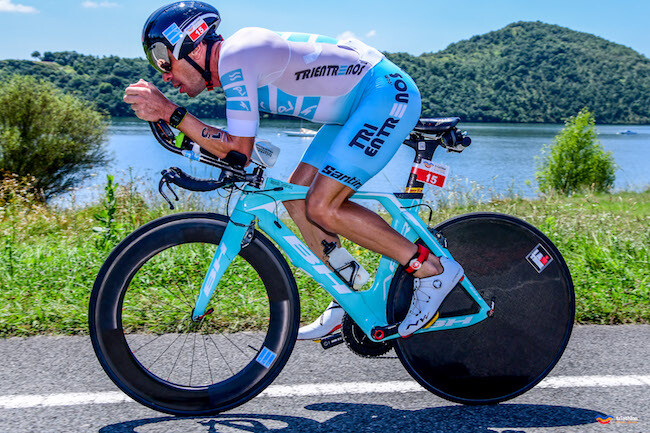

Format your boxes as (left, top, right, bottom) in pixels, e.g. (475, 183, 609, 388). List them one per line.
(617, 130, 638, 135)
(283, 127, 318, 137)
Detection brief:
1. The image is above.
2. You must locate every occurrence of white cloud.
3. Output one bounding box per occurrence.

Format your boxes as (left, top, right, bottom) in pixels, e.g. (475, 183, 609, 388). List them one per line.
(336, 30, 359, 40)
(365, 30, 376, 38)
(81, 1, 119, 8)
(0, 0, 38, 13)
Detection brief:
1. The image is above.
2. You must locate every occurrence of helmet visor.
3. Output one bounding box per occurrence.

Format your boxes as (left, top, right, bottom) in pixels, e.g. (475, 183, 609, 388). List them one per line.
(146, 42, 172, 73)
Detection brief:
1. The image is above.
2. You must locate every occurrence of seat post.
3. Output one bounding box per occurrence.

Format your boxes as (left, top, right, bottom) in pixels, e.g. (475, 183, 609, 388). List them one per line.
(401, 133, 440, 195)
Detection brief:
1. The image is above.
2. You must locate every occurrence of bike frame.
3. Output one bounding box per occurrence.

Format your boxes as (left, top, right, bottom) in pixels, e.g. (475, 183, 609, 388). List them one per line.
(192, 176, 491, 342)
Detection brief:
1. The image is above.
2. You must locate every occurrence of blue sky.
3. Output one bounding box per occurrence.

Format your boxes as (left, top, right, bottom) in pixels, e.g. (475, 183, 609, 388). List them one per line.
(2, 0, 650, 60)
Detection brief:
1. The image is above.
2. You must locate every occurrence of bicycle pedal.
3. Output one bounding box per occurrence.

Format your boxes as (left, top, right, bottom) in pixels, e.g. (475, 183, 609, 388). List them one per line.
(370, 324, 399, 341)
(320, 332, 344, 349)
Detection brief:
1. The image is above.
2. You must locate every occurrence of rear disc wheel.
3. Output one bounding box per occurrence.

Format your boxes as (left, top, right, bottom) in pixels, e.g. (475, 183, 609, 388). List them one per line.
(389, 212, 574, 404)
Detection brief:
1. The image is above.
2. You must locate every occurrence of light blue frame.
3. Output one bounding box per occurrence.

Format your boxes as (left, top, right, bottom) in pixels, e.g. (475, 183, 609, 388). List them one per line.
(193, 176, 491, 342)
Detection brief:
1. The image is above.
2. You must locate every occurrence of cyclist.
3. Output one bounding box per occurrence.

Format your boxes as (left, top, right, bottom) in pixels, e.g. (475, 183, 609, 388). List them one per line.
(124, 1, 464, 339)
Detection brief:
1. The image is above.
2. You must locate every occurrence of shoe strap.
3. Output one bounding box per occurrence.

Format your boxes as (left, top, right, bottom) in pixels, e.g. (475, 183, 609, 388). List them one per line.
(405, 244, 430, 274)
(326, 300, 341, 311)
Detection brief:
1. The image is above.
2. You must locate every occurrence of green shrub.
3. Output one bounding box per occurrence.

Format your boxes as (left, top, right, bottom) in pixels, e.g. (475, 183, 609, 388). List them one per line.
(92, 175, 123, 250)
(536, 108, 616, 195)
(0, 75, 109, 200)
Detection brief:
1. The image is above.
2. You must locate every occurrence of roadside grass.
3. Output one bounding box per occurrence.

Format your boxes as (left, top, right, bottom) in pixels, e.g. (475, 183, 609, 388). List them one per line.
(427, 191, 650, 324)
(0, 179, 647, 336)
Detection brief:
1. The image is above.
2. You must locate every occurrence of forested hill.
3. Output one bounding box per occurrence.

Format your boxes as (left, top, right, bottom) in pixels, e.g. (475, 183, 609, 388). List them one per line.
(2, 21, 649, 124)
(386, 21, 650, 123)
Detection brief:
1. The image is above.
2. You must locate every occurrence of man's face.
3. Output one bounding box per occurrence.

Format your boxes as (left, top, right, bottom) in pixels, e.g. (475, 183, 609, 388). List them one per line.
(162, 48, 206, 97)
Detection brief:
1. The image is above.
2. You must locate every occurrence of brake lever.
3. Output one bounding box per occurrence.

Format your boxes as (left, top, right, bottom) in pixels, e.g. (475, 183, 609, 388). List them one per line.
(159, 169, 180, 210)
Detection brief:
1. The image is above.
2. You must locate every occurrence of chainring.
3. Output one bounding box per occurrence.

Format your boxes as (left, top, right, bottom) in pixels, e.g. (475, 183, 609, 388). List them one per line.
(341, 313, 392, 358)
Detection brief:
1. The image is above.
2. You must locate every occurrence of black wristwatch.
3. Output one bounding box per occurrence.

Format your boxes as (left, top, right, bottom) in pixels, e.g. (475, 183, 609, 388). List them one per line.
(169, 106, 187, 128)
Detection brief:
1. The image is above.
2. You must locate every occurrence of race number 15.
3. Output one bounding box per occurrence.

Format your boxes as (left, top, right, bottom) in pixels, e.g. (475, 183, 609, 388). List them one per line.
(411, 159, 450, 188)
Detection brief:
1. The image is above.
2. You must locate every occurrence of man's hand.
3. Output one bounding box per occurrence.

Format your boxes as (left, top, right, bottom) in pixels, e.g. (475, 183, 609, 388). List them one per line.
(123, 79, 175, 122)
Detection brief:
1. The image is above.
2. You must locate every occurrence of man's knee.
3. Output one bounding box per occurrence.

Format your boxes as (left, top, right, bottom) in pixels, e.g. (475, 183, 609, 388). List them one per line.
(305, 173, 352, 231)
(305, 194, 336, 231)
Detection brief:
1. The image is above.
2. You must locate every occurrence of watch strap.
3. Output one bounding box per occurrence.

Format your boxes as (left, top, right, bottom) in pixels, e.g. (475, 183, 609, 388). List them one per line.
(169, 106, 187, 128)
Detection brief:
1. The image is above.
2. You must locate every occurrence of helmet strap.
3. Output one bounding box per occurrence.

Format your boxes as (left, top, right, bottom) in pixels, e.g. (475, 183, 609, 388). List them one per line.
(184, 38, 216, 91)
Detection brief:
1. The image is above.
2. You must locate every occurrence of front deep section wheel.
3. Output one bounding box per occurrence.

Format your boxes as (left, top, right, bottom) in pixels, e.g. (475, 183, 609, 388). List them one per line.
(388, 212, 574, 405)
(89, 213, 300, 415)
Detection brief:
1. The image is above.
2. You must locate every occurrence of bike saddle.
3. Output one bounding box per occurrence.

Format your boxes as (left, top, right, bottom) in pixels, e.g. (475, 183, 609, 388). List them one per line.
(413, 117, 460, 134)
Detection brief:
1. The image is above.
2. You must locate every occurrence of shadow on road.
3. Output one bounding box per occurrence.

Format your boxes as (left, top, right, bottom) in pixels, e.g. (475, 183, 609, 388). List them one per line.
(99, 402, 606, 432)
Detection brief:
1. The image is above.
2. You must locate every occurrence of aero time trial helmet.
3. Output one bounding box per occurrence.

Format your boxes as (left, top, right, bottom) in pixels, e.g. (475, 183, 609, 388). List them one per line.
(142, 1, 221, 87)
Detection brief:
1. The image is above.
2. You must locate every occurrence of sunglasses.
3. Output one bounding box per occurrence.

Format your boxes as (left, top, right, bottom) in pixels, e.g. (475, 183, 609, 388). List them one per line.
(147, 42, 173, 73)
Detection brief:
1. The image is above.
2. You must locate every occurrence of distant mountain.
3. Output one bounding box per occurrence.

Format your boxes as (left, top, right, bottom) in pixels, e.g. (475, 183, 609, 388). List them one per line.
(2, 21, 649, 123)
(387, 21, 650, 123)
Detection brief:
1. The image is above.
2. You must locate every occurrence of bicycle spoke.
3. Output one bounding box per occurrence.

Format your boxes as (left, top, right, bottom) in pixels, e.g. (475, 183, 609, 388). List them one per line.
(129, 333, 165, 355)
(167, 322, 192, 382)
(123, 285, 192, 320)
(190, 332, 196, 386)
(132, 299, 188, 318)
(216, 329, 248, 356)
(146, 333, 183, 371)
(172, 279, 197, 309)
(160, 284, 194, 310)
(202, 331, 215, 384)
(208, 333, 235, 376)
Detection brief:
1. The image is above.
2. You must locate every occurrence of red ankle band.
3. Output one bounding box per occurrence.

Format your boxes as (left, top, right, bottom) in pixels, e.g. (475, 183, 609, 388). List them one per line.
(404, 244, 430, 274)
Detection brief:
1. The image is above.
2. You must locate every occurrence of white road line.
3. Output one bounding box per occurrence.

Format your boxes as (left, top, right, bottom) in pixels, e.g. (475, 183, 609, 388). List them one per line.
(0, 391, 130, 409)
(260, 380, 422, 397)
(0, 375, 648, 409)
(537, 375, 650, 388)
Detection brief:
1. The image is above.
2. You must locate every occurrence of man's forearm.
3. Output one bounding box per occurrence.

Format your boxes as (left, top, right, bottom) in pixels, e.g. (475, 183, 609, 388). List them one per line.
(175, 111, 233, 157)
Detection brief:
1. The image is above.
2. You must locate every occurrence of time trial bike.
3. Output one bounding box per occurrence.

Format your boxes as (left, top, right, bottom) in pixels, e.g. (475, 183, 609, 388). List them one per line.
(89, 117, 574, 415)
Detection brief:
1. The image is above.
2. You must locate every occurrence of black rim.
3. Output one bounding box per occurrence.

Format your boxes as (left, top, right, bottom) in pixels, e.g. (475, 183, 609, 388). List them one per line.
(89, 214, 298, 415)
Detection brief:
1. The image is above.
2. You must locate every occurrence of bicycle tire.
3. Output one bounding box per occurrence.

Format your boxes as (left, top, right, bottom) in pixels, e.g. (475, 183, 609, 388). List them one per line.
(89, 212, 300, 415)
(388, 212, 574, 405)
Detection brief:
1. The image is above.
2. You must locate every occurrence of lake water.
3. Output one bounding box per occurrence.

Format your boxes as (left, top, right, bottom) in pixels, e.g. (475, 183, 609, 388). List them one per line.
(54, 118, 650, 207)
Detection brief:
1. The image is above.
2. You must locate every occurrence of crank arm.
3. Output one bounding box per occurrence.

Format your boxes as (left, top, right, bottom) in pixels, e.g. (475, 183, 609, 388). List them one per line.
(319, 332, 344, 349)
(369, 324, 399, 341)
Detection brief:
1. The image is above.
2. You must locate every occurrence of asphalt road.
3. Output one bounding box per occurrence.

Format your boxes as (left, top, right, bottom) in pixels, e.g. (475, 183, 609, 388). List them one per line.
(0, 325, 648, 433)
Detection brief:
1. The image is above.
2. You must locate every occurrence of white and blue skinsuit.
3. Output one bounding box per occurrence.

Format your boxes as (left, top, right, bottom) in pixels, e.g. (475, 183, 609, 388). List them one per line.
(218, 27, 421, 189)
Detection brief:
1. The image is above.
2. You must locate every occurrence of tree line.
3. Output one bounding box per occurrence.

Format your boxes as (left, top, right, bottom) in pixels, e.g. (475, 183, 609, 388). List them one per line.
(2, 21, 650, 124)
(386, 21, 650, 124)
